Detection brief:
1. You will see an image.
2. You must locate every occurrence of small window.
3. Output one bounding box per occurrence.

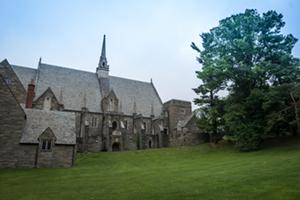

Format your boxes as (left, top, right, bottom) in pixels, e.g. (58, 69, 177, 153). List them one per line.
(112, 121, 117, 130)
(41, 139, 52, 151)
(143, 122, 147, 130)
(91, 117, 98, 128)
(124, 120, 128, 129)
(180, 108, 186, 114)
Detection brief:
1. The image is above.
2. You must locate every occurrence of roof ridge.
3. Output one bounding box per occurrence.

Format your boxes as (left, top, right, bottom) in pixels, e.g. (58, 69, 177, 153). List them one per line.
(12, 64, 37, 70)
(109, 75, 151, 85)
(40, 62, 97, 74)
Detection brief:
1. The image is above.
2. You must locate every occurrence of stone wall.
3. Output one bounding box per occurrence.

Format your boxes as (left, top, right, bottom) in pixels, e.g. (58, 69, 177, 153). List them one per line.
(0, 60, 26, 104)
(36, 145, 75, 168)
(0, 75, 36, 168)
(75, 109, 166, 152)
(173, 117, 207, 146)
(163, 100, 192, 146)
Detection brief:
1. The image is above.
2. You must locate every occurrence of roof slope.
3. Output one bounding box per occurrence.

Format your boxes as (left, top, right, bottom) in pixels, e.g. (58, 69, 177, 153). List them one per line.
(109, 76, 162, 116)
(21, 109, 76, 145)
(11, 62, 163, 116)
(35, 63, 102, 112)
(11, 65, 37, 89)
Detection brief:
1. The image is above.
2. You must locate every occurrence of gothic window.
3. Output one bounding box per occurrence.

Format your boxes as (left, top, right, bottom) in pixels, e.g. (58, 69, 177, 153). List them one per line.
(41, 139, 52, 151)
(109, 98, 114, 111)
(91, 117, 98, 128)
(124, 120, 128, 129)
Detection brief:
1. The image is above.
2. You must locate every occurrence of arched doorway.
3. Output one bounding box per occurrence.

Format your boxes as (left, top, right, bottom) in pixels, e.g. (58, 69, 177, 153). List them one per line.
(112, 142, 120, 151)
(148, 140, 152, 148)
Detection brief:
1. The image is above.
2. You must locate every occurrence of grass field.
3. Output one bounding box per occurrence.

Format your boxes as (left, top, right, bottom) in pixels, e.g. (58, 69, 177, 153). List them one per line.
(1, 139, 300, 200)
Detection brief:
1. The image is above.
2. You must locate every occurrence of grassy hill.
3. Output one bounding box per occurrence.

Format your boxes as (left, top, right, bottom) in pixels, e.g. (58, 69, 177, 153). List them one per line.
(1, 139, 300, 200)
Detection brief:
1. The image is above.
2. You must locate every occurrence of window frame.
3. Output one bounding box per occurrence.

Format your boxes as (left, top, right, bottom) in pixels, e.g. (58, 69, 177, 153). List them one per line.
(40, 139, 53, 152)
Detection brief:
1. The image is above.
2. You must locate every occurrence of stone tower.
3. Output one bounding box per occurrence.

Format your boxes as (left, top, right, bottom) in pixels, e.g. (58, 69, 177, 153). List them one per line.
(97, 35, 110, 96)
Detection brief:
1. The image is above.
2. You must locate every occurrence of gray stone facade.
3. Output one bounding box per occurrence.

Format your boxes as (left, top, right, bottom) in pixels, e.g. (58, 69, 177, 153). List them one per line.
(0, 64, 76, 168)
(0, 36, 205, 168)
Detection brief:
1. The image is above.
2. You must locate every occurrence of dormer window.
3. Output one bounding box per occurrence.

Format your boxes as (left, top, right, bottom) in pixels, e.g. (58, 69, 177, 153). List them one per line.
(41, 139, 52, 151)
(38, 127, 56, 152)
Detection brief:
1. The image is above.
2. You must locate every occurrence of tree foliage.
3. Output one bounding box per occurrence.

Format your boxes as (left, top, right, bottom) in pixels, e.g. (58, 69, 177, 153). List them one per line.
(192, 9, 300, 151)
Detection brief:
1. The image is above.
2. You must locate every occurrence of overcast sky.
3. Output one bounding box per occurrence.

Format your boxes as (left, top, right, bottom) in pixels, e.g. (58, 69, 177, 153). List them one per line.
(1, 0, 300, 109)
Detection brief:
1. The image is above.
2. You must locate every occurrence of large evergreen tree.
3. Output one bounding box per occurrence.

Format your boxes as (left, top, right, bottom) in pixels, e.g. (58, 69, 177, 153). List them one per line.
(192, 9, 300, 151)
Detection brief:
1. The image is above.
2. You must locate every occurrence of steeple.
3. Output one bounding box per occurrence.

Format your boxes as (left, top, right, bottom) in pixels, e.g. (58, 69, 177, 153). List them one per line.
(97, 35, 109, 71)
(97, 34, 110, 97)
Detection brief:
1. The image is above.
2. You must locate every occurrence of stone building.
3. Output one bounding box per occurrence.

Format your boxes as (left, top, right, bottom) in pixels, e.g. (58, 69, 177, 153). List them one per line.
(0, 35, 205, 168)
(0, 71, 76, 168)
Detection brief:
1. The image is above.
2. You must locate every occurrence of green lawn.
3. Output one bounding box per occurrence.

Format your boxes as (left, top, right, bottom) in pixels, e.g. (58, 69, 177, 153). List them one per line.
(1, 139, 300, 200)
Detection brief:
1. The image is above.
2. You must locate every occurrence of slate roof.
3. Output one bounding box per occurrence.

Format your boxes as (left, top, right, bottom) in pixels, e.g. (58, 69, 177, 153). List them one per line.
(20, 109, 76, 145)
(109, 76, 162, 116)
(11, 65, 36, 88)
(11, 62, 163, 116)
(36, 63, 102, 112)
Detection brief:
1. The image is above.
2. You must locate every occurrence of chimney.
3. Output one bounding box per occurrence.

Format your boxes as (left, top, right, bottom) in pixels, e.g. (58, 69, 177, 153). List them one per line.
(25, 79, 35, 108)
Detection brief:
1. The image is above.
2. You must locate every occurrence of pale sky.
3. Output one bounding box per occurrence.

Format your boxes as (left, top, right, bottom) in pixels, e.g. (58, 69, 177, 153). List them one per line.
(1, 0, 299, 109)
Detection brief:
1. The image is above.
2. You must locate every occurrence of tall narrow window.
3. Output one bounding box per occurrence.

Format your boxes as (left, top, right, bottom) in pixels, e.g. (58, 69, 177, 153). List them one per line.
(124, 120, 128, 129)
(91, 117, 98, 128)
(112, 121, 117, 130)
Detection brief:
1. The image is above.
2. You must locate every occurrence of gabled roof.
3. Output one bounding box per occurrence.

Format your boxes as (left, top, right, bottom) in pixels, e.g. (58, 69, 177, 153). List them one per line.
(34, 87, 61, 105)
(11, 64, 37, 90)
(0, 72, 25, 117)
(20, 109, 76, 145)
(11, 62, 163, 116)
(38, 127, 57, 140)
(35, 63, 102, 112)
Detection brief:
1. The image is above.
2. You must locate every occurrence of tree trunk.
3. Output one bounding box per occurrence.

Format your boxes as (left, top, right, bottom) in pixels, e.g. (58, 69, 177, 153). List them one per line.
(210, 90, 218, 143)
(290, 92, 300, 136)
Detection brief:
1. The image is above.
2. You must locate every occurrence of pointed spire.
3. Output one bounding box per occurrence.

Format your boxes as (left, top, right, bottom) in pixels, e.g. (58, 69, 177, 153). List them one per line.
(38, 57, 42, 65)
(98, 35, 109, 70)
(101, 35, 106, 58)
